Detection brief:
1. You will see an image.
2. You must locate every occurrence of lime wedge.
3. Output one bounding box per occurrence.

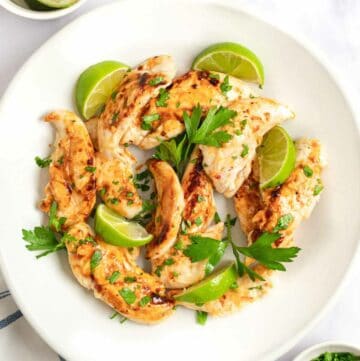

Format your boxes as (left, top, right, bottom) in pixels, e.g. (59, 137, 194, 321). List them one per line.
(75, 61, 130, 120)
(192, 42, 264, 85)
(94, 204, 153, 247)
(25, 0, 78, 10)
(258, 126, 296, 189)
(174, 263, 237, 304)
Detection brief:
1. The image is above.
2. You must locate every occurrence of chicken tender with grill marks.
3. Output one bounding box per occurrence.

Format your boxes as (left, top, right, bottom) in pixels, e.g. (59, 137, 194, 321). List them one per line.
(66, 223, 174, 324)
(244, 138, 326, 247)
(180, 139, 325, 317)
(140, 70, 257, 149)
(146, 159, 185, 259)
(39, 110, 96, 227)
(181, 147, 216, 234)
(152, 223, 224, 289)
(95, 149, 142, 219)
(200, 97, 295, 198)
(97, 55, 176, 151)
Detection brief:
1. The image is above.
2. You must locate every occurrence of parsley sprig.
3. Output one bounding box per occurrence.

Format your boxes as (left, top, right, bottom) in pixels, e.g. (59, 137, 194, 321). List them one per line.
(224, 215, 301, 281)
(22, 202, 73, 258)
(154, 105, 237, 177)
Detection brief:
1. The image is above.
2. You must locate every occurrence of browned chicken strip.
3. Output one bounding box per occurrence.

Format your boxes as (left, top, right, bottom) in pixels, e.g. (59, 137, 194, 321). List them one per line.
(146, 159, 185, 259)
(140, 70, 257, 149)
(200, 97, 295, 197)
(179, 138, 326, 316)
(39, 110, 96, 227)
(66, 223, 174, 324)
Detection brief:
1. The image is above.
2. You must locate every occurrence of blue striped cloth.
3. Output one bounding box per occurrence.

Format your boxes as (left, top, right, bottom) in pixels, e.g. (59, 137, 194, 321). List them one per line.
(0, 274, 65, 360)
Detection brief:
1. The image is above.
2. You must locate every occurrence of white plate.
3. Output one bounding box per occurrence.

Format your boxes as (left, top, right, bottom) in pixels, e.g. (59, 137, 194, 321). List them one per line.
(0, 1, 359, 361)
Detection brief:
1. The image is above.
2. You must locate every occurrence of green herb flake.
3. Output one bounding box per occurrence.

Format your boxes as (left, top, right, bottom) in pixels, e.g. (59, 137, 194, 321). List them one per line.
(148, 77, 164, 86)
(241, 144, 249, 158)
(229, 281, 239, 289)
(194, 217, 202, 226)
(107, 271, 121, 284)
(57, 155, 64, 165)
(139, 295, 151, 307)
(90, 250, 102, 273)
(124, 276, 136, 283)
(174, 240, 184, 250)
(313, 179, 324, 196)
(99, 188, 107, 197)
(111, 112, 119, 124)
(220, 75, 232, 95)
(196, 310, 208, 325)
(164, 258, 175, 266)
(303, 165, 313, 177)
(110, 312, 118, 319)
(273, 214, 294, 232)
(110, 198, 119, 205)
(141, 113, 160, 130)
(111, 90, 118, 100)
(35, 156, 52, 168)
(209, 73, 220, 80)
(175, 101, 181, 108)
(156, 88, 170, 107)
(197, 195, 205, 203)
(85, 166, 96, 173)
(119, 288, 136, 305)
(234, 129, 242, 136)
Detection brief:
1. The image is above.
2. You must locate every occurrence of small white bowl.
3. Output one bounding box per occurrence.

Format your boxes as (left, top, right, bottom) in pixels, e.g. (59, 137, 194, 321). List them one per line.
(0, 0, 87, 20)
(294, 341, 360, 361)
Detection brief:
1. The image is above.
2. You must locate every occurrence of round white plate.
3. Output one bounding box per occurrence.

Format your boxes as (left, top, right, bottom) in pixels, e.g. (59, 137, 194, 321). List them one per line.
(0, 1, 359, 361)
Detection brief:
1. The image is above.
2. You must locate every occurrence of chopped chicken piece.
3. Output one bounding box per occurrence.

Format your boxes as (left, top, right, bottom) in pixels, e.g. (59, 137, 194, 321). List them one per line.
(39, 110, 96, 227)
(181, 147, 216, 234)
(200, 97, 295, 197)
(152, 223, 224, 289)
(66, 223, 174, 324)
(146, 159, 185, 259)
(140, 70, 257, 149)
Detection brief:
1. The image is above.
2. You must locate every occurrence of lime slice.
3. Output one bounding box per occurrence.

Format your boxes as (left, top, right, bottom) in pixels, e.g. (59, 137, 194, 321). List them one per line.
(94, 204, 153, 247)
(258, 126, 296, 189)
(25, 0, 77, 10)
(192, 42, 264, 85)
(75, 61, 130, 120)
(174, 263, 237, 304)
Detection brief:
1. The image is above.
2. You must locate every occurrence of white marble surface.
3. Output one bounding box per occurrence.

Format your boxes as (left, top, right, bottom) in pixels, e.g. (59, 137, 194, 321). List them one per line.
(0, 0, 359, 360)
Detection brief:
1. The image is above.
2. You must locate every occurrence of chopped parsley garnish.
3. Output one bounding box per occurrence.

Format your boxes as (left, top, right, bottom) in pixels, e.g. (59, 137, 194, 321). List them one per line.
(90, 250, 102, 273)
(220, 75, 232, 95)
(273, 214, 294, 232)
(111, 112, 119, 124)
(302, 165, 313, 178)
(112, 180, 119, 185)
(107, 271, 121, 284)
(85, 166, 96, 173)
(110, 312, 118, 319)
(127, 200, 134, 205)
(314, 179, 324, 196)
(141, 113, 160, 130)
(49, 202, 66, 232)
(155, 258, 175, 276)
(119, 288, 136, 305)
(124, 276, 136, 283)
(174, 240, 184, 250)
(99, 188, 107, 197)
(148, 77, 164, 86)
(241, 144, 249, 158)
(194, 217, 202, 226)
(110, 198, 119, 205)
(229, 281, 239, 289)
(35, 156, 52, 168)
(156, 88, 170, 107)
(57, 156, 64, 165)
(196, 311, 208, 325)
(154, 105, 236, 177)
(126, 192, 134, 198)
(164, 258, 175, 266)
(111, 90, 118, 100)
(214, 212, 221, 224)
(209, 73, 220, 80)
(139, 295, 151, 307)
(197, 195, 205, 202)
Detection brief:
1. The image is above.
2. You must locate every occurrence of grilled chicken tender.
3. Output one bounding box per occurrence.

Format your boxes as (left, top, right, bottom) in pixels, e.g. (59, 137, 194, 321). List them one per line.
(39, 110, 96, 227)
(181, 147, 216, 234)
(146, 159, 185, 259)
(140, 70, 257, 149)
(237, 138, 326, 247)
(152, 223, 224, 289)
(96, 56, 175, 218)
(179, 138, 326, 316)
(66, 223, 174, 324)
(98, 55, 176, 151)
(200, 97, 295, 198)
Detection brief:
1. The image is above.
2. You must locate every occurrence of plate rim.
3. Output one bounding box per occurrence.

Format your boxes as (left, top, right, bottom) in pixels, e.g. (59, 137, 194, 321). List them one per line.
(0, 1, 359, 360)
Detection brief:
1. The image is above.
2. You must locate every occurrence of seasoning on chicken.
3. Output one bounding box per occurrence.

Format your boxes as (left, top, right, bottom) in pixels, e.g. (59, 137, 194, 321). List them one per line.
(200, 97, 295, 198)
(146, 159, 185, 259)
(39, 110, 96, 227)
(140, 70, 257, 149)
(179, 138, 326, 316)
(151, 223, 224, 289)
(181, 147, 216, 234)
(66, 222, 174, 324)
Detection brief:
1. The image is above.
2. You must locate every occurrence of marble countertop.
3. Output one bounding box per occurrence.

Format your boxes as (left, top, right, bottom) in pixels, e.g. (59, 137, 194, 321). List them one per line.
(0, 0, 359, 360)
